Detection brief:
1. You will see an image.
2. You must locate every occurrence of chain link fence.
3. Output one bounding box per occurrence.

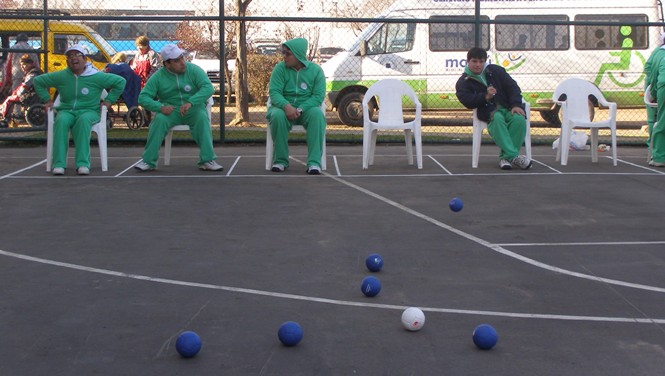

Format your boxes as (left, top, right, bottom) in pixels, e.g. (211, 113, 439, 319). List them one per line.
(0, 0, 663, 146)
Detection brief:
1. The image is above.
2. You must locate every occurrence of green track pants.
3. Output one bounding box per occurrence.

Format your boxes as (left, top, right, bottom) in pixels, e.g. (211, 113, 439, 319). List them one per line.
(267, 106, 326, 168)
(51, 109, 100, 169)
(141, 104, 216, 168)
(487, 107, 527, 161)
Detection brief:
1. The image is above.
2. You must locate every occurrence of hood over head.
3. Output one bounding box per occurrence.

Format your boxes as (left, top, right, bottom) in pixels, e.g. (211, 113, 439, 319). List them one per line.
(282, 38, 310, 68)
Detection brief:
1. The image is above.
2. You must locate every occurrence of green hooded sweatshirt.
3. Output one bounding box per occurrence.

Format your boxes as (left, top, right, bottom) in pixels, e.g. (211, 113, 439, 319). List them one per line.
(268, 38, 326, 111)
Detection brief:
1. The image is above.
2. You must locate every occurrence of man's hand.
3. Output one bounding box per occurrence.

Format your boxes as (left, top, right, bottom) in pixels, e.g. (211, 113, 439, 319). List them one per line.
(180, 102, 192, 116)
(161, 105, 174, 115)
(43, 100, 54, 111)
(101, 101, 112, 109)
(486, 85, 496, 101)
(511, 106, 526, 117)
(284, 104, 301, 121)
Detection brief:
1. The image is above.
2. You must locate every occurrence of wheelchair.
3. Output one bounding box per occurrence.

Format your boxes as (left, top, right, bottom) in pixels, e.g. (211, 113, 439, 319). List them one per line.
(0, 92, 46, 128)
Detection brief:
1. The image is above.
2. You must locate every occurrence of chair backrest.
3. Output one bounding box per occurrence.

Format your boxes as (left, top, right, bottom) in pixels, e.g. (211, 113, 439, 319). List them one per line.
(645, 84, 657, 107)
(552, 78, 604, 122)
(363, 79, 418, 127)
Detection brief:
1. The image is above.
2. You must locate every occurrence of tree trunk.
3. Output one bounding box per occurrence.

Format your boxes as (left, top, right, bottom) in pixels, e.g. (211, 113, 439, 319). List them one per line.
(232, 0, 252, 125)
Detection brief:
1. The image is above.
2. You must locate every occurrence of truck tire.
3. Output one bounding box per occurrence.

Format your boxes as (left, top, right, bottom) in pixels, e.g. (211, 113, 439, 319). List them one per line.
(337, 91, 367, 127)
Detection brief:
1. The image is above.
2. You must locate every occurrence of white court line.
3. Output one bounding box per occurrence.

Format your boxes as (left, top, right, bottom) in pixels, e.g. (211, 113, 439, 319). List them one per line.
(0, 160, 45, 180)
(333, 155, 341, 176)
(427, 155, 452, 175)
(616, 157, 665, 174)
(116, 159, 143, 177)
(314, 167, 665, 294)
(498, 241, 665, 247)
(225, 156, 241, 176)
(1, 248, 663, 324)
(532, 158, 562, 173)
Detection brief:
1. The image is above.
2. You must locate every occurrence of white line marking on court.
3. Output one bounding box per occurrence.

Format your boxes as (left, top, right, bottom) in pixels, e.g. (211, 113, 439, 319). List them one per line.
(616, 157, 665, 174)
(333, 155, 341, 176)
(226, 156, 241, 176)
(116, 160, 143, 177)
(0, 160, 45, 180)
(497, 241, 665, 247)
(316, 170, 665, 294)
(532, 158, 562, 173)
(1, 248, 663, 324)
(427, 155, 452, 175)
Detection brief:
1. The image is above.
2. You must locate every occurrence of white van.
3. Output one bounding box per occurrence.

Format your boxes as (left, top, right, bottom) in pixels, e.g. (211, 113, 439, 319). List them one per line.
(322, 0, 662, 126)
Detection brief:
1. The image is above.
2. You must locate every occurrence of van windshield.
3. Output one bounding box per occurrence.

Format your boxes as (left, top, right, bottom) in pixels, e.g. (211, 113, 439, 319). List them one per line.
(90, 31, 117, 58)
(349, 20, 384, 52)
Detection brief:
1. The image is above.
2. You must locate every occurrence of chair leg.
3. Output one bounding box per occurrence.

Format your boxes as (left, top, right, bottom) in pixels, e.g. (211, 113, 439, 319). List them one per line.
(265, 125, 274, 170)
(369, 130, 378, 166)
(97, 129, 108, 172)
(560, 127, 571, 166)
(414, 128, 423, 169)
(590, 129, 599, 163)
(164, 130, 173, 166)
(404, 129, 414, 166)
(362, 127, 371, 169)
(611, 129, 618, 166)
(524, 123, 532, 161)
(321, 136, 327, 170)
(46, 110, 54, 172)
(472, 122, 483, 168)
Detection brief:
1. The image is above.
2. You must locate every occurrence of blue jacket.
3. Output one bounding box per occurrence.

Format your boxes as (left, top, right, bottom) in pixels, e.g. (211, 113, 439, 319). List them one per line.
(455, 64, 523, 122)
(105, 63, 141, 107)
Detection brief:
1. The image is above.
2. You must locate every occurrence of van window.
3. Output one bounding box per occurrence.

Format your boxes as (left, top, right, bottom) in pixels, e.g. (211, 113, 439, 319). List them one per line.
(575, 14, 648, 50)
(366, 22, 415, 55)
(429, 16, 490, 51)
(495, 15, 569, 50)
(53, 33, 109, 63)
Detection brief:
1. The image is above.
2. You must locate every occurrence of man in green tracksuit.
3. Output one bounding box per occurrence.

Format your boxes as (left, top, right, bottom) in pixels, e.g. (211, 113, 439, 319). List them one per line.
(34, 44, 125, 176)
(134, 44, 222, 172)
(644, 32, 665, 165)
(267, 37, 326, 175)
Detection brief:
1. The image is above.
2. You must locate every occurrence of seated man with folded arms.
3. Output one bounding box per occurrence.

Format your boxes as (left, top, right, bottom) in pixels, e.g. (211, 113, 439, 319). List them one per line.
(267, 37, 326, 175)
(455, 47, 531, 170)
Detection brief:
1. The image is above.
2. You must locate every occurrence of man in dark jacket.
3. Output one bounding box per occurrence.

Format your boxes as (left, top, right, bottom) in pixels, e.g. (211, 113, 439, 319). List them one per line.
(455, 47, 531, 170)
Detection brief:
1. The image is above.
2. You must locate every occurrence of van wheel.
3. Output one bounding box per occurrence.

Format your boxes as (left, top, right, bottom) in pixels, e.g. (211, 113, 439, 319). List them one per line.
(337, 91, 373, 127)
(540, 107, 561, 126)
(540, 100, 595, 126)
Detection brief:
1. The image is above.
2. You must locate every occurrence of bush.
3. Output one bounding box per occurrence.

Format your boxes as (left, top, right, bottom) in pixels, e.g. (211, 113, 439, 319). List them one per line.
(247, 54, 280, 105)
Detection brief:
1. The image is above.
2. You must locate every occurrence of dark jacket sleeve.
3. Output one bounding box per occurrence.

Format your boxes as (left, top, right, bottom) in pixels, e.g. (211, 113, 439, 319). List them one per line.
(485, 65, 524, 111)
(455, 74, 496, 122)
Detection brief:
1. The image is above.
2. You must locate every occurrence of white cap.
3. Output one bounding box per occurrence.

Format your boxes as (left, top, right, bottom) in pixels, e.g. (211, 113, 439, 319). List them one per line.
(65, 44, 87, 56)
(161, 44, 185, 61)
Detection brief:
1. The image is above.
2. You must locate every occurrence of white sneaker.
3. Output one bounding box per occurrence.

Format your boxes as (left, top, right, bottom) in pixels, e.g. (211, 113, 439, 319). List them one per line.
(52, 167, 65, 175)
(306, 165, 321, 175)
(271, 163, 285, 172)
(77, 166, 90, 175)
(134, 161, 154, 172)
(649, 160, 665, 167)
(499, 159, 512, 170)
(199, 160, 224, 171)
(511, 155, 532, 170)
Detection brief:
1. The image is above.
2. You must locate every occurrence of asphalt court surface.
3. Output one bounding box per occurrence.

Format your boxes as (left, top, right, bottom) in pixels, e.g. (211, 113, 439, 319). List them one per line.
(1, 143, 665, 375)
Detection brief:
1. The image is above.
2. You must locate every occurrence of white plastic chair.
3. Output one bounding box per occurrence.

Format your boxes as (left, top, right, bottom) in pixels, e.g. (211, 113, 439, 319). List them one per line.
(472, 100, 532, 168)
(163, 97, 214, 166)
(645, 84, 657, 162)
(552, 78, 618, 166)
(265, 99, 327, 170)
(46, 91, 108, 172)
(362, 79, 422, 169)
